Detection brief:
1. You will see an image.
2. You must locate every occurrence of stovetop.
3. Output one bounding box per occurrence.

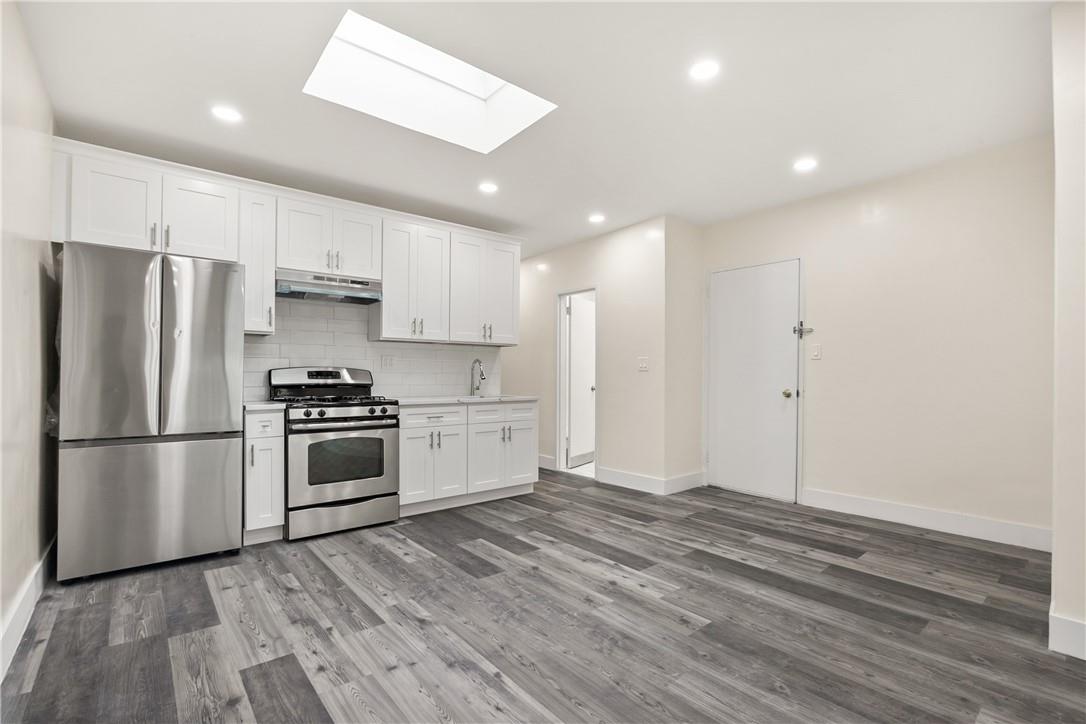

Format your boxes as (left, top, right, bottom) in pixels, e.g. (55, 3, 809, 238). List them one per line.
(277, 395, 397, 407)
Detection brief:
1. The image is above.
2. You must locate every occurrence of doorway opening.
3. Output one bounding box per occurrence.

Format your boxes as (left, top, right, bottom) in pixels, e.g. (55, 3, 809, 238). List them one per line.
(557, 289, 597, 479)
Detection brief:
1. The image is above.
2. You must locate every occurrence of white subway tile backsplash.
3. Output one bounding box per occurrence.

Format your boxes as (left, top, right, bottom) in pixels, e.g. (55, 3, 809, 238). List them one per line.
(243, 300, 500, 402)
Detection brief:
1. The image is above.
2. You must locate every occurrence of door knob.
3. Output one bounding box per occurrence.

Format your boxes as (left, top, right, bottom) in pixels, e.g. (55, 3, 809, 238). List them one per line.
(782, 389, 793, 398)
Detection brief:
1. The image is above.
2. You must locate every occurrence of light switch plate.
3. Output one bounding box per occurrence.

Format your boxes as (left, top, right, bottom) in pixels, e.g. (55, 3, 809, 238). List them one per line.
(637, 356, 649, 372)
(811, 344, 822, 360)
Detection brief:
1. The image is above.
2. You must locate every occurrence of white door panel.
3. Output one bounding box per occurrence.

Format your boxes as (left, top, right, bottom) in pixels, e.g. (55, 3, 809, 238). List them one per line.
(484, 239, 520, 344)
(334, 208, 381, 278)
(467, 423, 504, 492)
(414, 225, 450, 341)
(567, 292, 596, 467)
(276, 198, 333, 273)
(449, 232, 485, 342)
(380, 221, 414, 339)
(239, 191, 276, 333)
(162, 174, 239, 260)
(245, 436, 284, 530)
(400, 427, 435, 505)
(506, 421, 538, 487)
(433, 426, 468, 499)
(709, 260, 800, 501)
(70, 156, 161, 250)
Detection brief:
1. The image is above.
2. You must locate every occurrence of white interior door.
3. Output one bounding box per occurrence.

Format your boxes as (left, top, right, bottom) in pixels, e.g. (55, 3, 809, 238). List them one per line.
(709, 260, 800, 501)
(567, 292, 596, 467)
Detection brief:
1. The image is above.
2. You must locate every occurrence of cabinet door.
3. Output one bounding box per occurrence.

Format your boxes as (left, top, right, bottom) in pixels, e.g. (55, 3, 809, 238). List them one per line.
(162, 174, 239, 261)
(276, 197, 333, 273)
(379, 220, 415, 339)
(70, 156, 161, 250)
(400, 427, 435, 505)
(334, 208, 382, 279)
(239, 191, 277, 334)
(467, 423, 505, 493)
(449, 232, 486, 342)
(245, 436, 284, 530)
(414, 225, 450, 341)
(484, 239, 520, 345)
(433, 425, 468, 499)
(506, 420, 539, 487)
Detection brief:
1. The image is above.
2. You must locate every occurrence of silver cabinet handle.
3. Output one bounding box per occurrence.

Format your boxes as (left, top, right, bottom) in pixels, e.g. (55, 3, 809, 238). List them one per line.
(336, 250, 341, 270)
(782, 389, 793, 398)
(429, 431, 434, 449)
(150, 222, 157, 248)
(250, 443, 255, 467)
(489, 323, 493, 340)
(420, 318, 424, 335)
(426, 415, 444, 420)
(164, 224, 171, 248)
(500, 426, 506, 442)
(507, 424, 512, 441)
(482, 323, 487, 339)
(411, 318, 417, 335)
(327, 249, 332, 269)
(268, 306, 273, 325)
(437, 430, 442, 448)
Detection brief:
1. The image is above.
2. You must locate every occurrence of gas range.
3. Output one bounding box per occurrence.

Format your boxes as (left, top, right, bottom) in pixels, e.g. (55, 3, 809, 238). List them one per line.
(267, 366, 400, 540)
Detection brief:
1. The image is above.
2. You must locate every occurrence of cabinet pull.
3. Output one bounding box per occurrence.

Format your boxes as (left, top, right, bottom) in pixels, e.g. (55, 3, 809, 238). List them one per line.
(250, 443, 255, 467)
(267, 306, 273, 325)
(426, 415, 444, 420)
(420, 318, 424, 335)
(326, 250, 332, 269)
(429, 431, 434, 449)
(500, 426, 506, 442)
(487, 323, 493, 340)
(411, 318, 417, 335)
(164, 224, 171, 249)
(437, 430, 442, 448)
(482, 323, 487, 339)
(150, 222, 157, 248)
(336, 251, 341, 270)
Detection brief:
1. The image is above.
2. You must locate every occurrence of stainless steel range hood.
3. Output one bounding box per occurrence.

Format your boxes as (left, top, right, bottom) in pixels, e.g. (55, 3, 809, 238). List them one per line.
(275, 269, 382, 304)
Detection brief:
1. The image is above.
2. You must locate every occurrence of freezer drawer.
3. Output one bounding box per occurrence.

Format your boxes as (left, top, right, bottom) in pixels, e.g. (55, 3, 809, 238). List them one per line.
(58, 435, 242, 580)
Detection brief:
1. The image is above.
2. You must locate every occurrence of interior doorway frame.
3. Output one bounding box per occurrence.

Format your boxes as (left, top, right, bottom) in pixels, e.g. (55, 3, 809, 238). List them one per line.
(556, 287, 598, 475)
(704, 259, 807, 503)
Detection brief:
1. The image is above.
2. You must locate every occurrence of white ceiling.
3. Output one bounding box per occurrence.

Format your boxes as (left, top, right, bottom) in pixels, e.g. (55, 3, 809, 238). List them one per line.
(19, 2, 1053, 257)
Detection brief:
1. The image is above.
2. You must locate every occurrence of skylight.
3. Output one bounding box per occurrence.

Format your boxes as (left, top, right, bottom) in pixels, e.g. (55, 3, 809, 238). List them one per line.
(304, 11, 557, 154)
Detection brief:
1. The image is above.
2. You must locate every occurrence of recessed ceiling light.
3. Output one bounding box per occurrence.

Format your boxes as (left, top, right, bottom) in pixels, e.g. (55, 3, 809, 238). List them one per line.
(588, 213, 606, 224)
(535, 263, 549, 271)
(304, 10, 556, 154)
(688, 59, 720, 82)
(793, 156, 819, 173)
(211, 105, 243, 123)
(478, 181, 498, 194)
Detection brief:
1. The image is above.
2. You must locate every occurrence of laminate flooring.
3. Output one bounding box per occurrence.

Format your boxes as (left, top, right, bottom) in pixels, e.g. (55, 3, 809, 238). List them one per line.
(3, 469, 1083, 723)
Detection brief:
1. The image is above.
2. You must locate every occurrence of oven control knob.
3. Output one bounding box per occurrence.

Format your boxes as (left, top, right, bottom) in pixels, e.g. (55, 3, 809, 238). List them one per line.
(368, 407, 376, 415)
(303, 409, 312, 418)
(317, 409, 326, 418)
(381, 407, 388, 414)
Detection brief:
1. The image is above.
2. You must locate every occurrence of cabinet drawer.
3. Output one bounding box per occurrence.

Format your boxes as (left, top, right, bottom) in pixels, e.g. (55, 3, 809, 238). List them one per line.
(245, 411, 284, 439)
(400, 405, 467, 428)
(505, 402, 538, 421)
(467, 404, 506, 424)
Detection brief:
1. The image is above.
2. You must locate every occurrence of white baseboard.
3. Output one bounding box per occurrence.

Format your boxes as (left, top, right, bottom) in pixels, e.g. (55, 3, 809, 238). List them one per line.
(596, 466, 704, 496)
(2, 536, 54, 680)
(1049, 605, 1086, 660)
(401, 484, 535, 517)
(538, 454, 557, 470)
(243, 525, 283, 546)
(801, 488, 1051, 552)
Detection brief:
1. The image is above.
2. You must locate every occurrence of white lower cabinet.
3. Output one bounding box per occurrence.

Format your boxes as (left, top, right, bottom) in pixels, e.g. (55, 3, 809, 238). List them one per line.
(400, 403, 537, 509)
(245, 425, 284, 531)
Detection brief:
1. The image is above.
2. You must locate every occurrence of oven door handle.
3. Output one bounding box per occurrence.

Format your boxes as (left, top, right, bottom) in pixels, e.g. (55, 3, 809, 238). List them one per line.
(289, 419, 397, 431)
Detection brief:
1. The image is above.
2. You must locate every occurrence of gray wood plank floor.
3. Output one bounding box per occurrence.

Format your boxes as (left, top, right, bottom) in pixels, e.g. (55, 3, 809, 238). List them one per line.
(3, 469, 1084, 723)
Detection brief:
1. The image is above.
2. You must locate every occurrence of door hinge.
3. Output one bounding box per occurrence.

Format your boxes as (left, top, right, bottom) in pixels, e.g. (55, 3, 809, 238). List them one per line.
(793, 320, 814, 338)
(565, 303, 571, 315)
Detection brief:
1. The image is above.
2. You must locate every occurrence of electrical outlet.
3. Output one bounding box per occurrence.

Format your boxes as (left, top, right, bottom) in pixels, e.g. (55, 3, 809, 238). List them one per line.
(381, 355, 395, 370)
(637, 356, 649, 372)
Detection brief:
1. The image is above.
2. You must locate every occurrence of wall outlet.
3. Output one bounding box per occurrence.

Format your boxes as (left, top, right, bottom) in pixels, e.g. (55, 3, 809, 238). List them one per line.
(637, 356, 649, 372)
(381, 355, 395, 370)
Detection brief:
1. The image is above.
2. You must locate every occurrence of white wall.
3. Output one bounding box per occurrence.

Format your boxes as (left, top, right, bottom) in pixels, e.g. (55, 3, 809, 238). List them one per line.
(702, 136, 1055, 539)
(244, 299, 501, 401)
(664, 217, 705, 480)
(0, 3, 58, 673)
(1049, 2, 1085, 659)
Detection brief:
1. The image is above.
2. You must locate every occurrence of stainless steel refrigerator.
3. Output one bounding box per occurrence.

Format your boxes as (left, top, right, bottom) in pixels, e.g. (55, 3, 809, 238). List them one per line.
(57, 242, 244, 580)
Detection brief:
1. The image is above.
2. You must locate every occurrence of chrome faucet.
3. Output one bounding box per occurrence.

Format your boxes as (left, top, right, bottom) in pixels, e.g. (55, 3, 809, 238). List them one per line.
(470, 358, 487, 396)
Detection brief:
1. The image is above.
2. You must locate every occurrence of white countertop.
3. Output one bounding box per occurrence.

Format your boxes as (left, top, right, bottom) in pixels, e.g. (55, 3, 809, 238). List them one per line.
(244, 401, 287, 411)
(397, 395, 538, 406)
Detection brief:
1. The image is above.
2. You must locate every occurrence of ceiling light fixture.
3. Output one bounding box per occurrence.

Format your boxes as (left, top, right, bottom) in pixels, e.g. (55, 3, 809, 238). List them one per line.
(588, 213, 606, 224)
(793, 156, 819, 173)
(536, 263, 549, 271)
(688, 59, 720, 82)
(478, 181, 498, 194)
(211, 105, 243, 123)
(304, 10, 556, 153)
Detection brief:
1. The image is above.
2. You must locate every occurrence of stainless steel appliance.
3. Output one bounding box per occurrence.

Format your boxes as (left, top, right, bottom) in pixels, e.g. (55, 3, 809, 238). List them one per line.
(275, 269, 382, 304)
(270, 367, 400, 539)
(57, 242, 243, 580)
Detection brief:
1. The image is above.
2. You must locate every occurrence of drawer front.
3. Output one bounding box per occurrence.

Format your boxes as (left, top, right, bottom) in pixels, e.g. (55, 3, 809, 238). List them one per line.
(467, 404, 506, 424)
(245, 411, 284, 439)
(505, 402, 538, 422)
(400, 405, 467, 428)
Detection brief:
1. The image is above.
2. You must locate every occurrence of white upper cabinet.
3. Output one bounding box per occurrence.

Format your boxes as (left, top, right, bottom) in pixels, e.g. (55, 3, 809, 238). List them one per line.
(239, 191, 277, 334)
(70, 156, 161, 250)
(449, 232, 520, 345)
(333, 208, 381, 279)
(161, 174, 239, 261)
(276, 197, 333, 273)
(371, 220, 449, 342)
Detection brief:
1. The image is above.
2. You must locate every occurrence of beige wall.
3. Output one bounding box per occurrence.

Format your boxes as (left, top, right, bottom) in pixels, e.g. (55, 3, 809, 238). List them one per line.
(504, 218, 669, 480)
(702, 136, 1055, 530)
(1, 3, 58, 634)
(1049, 2, 1085, 651)
(664, 217, 704, 479)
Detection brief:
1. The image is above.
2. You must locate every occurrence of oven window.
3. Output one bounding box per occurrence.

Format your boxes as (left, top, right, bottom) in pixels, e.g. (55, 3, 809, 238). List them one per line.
(307, 437, 384, 485)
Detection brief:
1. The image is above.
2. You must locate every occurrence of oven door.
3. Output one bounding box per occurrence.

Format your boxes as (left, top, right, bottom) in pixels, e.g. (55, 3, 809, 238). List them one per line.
(288, 424, 399, 508)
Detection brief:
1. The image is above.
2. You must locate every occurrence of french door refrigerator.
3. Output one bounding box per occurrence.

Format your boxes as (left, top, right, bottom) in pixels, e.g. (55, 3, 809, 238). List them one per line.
(57, 242, 244, 580)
